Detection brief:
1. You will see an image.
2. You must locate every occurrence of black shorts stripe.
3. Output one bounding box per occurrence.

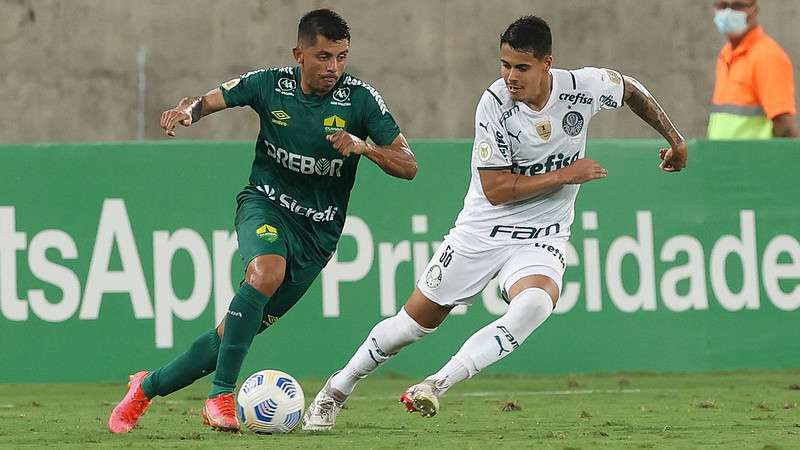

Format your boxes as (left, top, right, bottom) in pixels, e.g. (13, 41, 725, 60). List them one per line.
(485, 89, 502, 105)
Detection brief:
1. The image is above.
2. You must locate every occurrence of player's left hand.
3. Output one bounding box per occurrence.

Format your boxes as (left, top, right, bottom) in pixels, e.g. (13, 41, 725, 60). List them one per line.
(327, 130, 370, 157)
(659, 142, 688, 173)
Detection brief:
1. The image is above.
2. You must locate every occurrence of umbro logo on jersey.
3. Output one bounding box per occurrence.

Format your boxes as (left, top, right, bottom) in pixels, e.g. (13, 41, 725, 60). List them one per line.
(272, 110, 290, 120)
(271, 110, 291, 127)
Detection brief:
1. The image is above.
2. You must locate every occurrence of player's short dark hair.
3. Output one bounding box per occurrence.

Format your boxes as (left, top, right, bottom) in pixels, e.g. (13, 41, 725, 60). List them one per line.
(298, 9, 351, 45)
(500, 15, 552, 59)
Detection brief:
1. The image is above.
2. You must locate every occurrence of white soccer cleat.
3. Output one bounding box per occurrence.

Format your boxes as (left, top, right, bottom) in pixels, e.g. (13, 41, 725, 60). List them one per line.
(302, 374, 346, 431)
(399, 380, 441, 418)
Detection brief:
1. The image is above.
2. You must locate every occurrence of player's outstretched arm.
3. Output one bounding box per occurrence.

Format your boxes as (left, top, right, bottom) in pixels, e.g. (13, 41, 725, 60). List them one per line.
(327, 131, 417, 180)
(622, 76, 687, 172)
(160, 88, 228, 137)
(479, 158, 608, 206)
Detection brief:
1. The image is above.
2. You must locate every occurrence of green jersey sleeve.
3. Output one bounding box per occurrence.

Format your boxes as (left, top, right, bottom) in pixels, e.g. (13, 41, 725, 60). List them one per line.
(220, 69, 271, 109)
(360, 85, 401, 146)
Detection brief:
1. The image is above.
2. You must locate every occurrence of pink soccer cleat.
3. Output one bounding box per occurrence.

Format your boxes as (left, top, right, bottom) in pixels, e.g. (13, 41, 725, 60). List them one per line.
(201, 393, 240, 432)
(108, 371, 152, 433)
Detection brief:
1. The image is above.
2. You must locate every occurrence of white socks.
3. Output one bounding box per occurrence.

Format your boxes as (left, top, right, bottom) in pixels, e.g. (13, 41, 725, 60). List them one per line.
(426, 288, 553, 395)
(330, 307, 435, 396)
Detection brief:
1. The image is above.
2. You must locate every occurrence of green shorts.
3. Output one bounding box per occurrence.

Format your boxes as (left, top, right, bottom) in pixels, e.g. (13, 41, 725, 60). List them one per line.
(234, 187, 326, 333)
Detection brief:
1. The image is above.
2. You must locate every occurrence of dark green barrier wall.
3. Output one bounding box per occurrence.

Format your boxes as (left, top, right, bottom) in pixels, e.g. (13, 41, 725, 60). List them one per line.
(1, 139, 798, 382)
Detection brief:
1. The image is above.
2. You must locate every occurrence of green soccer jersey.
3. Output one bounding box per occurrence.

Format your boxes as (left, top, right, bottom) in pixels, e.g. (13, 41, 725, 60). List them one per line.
(220, 66, 401, 263)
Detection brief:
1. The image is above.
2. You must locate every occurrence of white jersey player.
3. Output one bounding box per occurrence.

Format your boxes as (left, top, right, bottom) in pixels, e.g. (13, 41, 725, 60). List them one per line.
(304, 15, 688, 430)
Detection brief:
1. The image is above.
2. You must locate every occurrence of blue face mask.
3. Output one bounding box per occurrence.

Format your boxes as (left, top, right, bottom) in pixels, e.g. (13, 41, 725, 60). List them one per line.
(714, 8, 749, 35)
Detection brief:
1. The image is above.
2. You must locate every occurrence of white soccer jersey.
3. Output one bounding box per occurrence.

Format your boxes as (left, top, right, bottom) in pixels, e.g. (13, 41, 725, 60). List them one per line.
(448, 67, 625, 252)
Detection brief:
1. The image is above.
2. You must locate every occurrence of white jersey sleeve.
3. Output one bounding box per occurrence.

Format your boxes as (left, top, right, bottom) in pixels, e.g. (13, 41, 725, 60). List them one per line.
(473, 90, 512, 169)
(572, 67, 625, 116)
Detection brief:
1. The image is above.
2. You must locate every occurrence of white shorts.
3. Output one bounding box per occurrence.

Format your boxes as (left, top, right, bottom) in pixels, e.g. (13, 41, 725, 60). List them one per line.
(416, 235, 567, 307)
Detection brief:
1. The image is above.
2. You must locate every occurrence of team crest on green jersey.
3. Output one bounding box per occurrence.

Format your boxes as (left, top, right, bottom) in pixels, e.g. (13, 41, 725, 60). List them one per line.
(256, 224, 279, 243)
(323, 115, 347, 133)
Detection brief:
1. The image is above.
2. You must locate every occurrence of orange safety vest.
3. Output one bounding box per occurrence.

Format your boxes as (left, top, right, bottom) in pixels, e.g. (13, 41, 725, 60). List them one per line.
(708, 26, 796, 139)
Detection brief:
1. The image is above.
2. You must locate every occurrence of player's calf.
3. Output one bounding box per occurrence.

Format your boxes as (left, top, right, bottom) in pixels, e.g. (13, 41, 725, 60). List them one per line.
(328, 307, 436, 397)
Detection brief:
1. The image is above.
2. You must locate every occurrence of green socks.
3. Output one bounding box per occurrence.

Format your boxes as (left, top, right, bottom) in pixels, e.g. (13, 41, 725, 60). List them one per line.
(141, 329, 221, 399)
(209, 282, 269, 398)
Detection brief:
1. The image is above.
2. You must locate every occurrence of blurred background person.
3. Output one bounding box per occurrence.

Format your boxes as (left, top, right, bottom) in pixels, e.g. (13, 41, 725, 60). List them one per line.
(708, 0, 799, 139)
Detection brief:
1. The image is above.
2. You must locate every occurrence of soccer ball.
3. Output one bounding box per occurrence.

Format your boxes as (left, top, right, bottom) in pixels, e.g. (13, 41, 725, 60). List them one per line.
(236, 369, 305, 434)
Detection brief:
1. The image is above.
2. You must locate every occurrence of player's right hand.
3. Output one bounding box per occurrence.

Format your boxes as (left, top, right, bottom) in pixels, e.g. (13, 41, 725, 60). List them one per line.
(160, 108, 192, 137)
(560, 158, 608, 184)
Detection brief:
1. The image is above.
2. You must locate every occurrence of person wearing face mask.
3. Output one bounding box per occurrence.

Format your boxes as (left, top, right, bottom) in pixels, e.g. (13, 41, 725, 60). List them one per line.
(709, 0, 799, 138)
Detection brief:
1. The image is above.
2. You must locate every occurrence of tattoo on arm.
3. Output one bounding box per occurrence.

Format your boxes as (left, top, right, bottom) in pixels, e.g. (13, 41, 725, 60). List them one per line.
(177, 96, 204, 123)
(623, 76, 684, 146)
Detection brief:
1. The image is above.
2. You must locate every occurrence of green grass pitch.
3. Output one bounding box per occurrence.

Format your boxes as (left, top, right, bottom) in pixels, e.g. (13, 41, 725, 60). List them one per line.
(1, 370, 799, 449)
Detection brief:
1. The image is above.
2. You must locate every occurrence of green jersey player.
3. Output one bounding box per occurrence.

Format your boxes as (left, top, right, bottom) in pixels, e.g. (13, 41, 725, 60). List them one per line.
(108, 9, 417, 433)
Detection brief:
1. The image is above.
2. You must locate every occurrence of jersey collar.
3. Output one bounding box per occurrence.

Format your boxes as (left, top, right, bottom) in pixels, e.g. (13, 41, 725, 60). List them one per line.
(720, 25, 765, 63)
(517, 71, 559, 115)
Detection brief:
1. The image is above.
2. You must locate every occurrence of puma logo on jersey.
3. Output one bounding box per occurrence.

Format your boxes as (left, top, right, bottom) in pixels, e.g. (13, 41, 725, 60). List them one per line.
(494, 325, 519, 356)
(508, 129, 522, 143)
(478, 122, 489, 132)
(494, 335, 510, 356)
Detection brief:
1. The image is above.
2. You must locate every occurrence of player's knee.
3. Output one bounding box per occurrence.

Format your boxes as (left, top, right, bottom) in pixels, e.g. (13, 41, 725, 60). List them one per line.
(245, 268, 285, 297)
(247, 273, 283, 297)
(509, 288, 553, 323)
(397, 307, 436, 341)
(370, 308, 435, 357)
(245, 255, 286, 297)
